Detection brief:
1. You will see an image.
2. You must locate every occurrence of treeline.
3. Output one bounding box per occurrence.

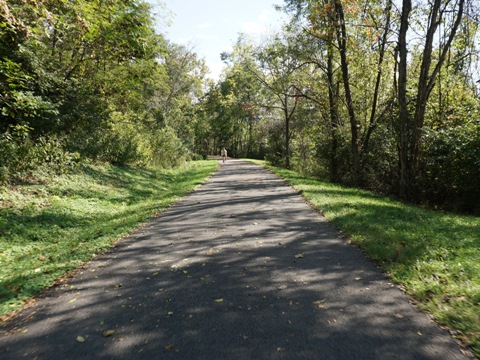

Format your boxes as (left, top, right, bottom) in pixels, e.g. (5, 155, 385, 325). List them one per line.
(202, 0, 480, 214)
(3, 0, 480, 214)
(0, 0, 207, 182)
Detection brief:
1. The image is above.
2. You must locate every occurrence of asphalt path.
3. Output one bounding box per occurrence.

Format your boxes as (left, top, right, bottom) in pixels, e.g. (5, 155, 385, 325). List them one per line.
(0, 160, 471, 359)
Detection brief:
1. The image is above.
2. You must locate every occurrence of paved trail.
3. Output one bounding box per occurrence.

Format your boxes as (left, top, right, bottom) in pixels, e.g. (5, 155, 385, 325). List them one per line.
(0, 160, 470, 359)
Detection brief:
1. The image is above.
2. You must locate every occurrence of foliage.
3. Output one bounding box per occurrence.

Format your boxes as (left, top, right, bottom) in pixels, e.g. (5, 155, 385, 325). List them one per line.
(0, 125, 80, 183)
(0, 160, 218, 318)
(0, 0, 208, 179)
(421, 123, 480, 213)
(260, 160, 480, 357)
(204, 0, 480, 214)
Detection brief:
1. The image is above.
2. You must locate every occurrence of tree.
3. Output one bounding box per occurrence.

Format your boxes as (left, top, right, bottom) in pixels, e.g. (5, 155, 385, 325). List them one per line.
(250, 32, 307, 168)
(278, 0, 479, 212)
(397, 0, 466, 197)
(0, 0, 210, 174)
(284, 0, 396, 184)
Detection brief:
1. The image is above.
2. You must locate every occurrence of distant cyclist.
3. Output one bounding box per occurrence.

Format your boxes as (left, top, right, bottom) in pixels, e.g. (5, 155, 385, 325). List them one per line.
(220, 147, 227, 163)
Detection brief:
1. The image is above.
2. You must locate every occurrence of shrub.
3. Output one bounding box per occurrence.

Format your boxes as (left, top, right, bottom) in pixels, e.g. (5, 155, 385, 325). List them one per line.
(147, 126, 189, 168)
(0, 124, 80, 183)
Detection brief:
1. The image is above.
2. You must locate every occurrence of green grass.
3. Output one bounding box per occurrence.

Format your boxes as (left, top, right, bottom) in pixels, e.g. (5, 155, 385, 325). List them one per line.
(0, 160, 218, 319)
(251, 160, 480, 357)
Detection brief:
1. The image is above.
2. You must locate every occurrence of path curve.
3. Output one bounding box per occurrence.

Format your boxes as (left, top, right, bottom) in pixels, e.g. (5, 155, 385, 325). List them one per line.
(0, 160, 470, 359)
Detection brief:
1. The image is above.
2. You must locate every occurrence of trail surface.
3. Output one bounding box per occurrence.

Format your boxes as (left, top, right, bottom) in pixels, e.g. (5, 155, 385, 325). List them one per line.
(0, 160, 470, 359)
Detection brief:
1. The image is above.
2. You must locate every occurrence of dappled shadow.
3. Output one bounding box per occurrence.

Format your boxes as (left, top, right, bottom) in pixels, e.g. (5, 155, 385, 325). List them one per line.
(0, 163, 215, 314)
(0, 160, 469, 359)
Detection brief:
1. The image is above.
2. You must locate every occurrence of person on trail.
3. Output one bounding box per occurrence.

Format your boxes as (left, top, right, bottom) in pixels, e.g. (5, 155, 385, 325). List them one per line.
(220, 147, 227, 163)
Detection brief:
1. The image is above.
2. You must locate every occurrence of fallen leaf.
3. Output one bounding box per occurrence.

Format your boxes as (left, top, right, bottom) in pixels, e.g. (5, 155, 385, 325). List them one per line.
(313, 300, 326, 308)
(76, 336, 86, 343)
(164, 344, 174, 350)
(278, 285, 288, 290)
(295, 253, 304, 259)
(103, 330, 115, 337)
(69, 298, 77, 303)
(214, 298, 224, 303)
(167, 311, 174, 316)
(394, 313, 404, 319)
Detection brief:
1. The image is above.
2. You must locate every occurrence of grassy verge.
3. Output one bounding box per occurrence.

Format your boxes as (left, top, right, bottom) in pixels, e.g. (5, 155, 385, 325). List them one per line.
(251, 160, 480, 357)
(0, 160, 218, 319)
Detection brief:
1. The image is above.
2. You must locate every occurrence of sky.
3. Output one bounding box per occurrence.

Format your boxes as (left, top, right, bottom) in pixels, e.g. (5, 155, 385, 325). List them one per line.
(158, 0, 287, 80)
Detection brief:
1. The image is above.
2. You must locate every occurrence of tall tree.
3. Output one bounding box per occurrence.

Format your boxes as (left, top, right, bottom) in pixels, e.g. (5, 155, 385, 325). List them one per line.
(397, 0, 466, 197)
(284, 0, 396, 184)
(251, 33, 305, 168)
(397, 0, 412, 197)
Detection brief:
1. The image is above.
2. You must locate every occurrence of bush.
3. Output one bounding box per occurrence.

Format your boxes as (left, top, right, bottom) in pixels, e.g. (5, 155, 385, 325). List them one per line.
(0, 124, 80, 183)
(191, 153, 206, 161)
(421, 123, 480, 214)
(148, 127, 189, 168)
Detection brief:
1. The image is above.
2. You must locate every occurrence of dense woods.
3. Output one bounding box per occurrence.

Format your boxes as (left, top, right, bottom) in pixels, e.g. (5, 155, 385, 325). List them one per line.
(1, 0, 479, 214)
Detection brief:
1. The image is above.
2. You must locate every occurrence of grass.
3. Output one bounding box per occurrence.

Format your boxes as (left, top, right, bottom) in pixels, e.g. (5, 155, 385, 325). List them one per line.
(0, 160, 218, 319)
(250, 160, 480, 357)
(1, 157, 478, 355)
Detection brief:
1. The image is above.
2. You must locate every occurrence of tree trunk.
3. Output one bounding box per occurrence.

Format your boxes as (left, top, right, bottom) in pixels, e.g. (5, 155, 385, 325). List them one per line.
(327, 44, 339, 182)
(397, 0, 412, 198)
(334, 0, 361, 185)
(363, 0, 392, 156)
(284, 93, 291, 169)
(410, 0, 464, 173)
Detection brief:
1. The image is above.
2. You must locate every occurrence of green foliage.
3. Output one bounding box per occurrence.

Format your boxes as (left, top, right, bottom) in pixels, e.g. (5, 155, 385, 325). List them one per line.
(148, 126, 189, 168)
(0, 160, 218, 317)
(0, 0, 209, 177)
(421, 123, 480, 213)
(264, 121, 286, 167)
(0, 125, 80, 183)
(206, 1, 480, 214)
(261, 161, 480, 357)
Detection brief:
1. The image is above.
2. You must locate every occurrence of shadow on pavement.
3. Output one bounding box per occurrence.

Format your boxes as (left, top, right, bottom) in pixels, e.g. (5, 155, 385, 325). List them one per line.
(0, 160, 470, 360)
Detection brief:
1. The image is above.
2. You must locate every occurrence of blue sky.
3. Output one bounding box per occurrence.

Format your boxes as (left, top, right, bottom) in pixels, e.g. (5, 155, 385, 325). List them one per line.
(159, 0, 286, 80)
